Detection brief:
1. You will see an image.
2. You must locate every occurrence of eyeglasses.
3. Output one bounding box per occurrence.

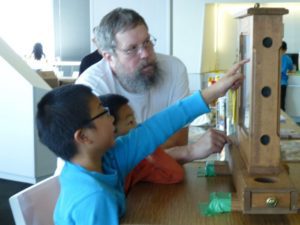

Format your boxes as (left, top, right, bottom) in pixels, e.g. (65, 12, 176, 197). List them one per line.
(82, 107, 110, 126)
(115, 35, 157, 57)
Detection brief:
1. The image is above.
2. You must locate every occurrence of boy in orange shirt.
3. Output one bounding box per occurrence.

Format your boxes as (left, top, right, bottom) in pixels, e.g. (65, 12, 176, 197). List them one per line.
(99, 94, 184, 194)
(99, 94, 225, 194)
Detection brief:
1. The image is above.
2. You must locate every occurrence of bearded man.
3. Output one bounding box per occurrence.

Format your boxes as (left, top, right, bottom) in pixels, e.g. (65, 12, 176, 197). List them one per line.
(76, 7, 228, 158)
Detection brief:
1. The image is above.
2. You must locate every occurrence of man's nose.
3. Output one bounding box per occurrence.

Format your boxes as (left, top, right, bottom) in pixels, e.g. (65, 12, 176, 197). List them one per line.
(138, 46, 150, 59)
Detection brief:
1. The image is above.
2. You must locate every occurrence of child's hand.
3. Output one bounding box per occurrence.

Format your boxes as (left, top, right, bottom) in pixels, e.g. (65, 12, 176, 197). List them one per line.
(202, 59, 250, 104)
(222, 59, 250, 91)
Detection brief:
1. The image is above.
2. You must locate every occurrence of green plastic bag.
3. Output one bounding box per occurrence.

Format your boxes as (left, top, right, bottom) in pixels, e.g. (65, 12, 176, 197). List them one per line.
(205, 161, 216, 177)
(197, 161, 216, 177)
(199, 192, 232, 216)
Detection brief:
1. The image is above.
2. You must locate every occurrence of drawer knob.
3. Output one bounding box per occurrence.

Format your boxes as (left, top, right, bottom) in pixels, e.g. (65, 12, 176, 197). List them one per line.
(266, 197, 278, 208)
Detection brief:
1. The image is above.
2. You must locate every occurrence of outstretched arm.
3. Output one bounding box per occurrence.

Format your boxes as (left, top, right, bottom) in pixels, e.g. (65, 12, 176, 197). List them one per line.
(202, 59, 249, 104)
(165, 129, 229, 164)
(159, 127, 189, 149)
(116, 59, 249, 177)
(166, 59, 249, 164)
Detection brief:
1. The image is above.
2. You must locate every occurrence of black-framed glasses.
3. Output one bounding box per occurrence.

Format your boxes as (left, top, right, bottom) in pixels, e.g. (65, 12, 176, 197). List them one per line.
(82, 107, 110, 126)
(114, 35, 157, 57)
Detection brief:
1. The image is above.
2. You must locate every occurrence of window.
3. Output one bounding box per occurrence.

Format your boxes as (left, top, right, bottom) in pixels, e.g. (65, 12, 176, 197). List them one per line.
(0, 0, 54, 60)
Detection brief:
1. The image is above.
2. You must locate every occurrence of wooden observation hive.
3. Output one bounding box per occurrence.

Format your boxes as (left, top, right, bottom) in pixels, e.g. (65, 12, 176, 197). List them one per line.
(227, 7, 299, 214)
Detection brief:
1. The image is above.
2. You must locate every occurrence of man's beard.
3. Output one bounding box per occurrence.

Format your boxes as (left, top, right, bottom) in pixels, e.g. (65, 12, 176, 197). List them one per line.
(114, 60, 161, 93)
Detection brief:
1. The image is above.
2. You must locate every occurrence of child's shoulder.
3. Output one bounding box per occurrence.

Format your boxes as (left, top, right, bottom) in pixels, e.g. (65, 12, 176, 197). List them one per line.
(60, 162, 111, 194)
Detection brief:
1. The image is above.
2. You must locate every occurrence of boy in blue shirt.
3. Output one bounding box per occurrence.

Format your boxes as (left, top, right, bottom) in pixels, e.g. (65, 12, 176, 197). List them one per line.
(36, 60, 248, 225)
(280, 41, 294, 111)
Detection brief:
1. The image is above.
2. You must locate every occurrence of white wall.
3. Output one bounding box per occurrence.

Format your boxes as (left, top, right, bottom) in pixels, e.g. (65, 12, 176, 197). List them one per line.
(281, 4, 300, 53)
(214, 1, 300, 71)
(286, 76, 300, 122)
(173, 0, 204, 74)
(201, 4, 218, 72)
(0, 0, 55, 60)
(53, 0, 90, 61)
(173, 0, 300, 74)
(0, 38, 56, 184)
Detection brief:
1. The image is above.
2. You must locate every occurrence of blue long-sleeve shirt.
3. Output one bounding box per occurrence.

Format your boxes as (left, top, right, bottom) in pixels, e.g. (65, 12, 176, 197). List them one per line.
(281, 54, 293, 86)
(54, 92, 210, 225)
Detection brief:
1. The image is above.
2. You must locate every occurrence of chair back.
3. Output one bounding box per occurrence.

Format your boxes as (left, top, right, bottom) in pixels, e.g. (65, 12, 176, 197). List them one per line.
(9, 175, 60, 225)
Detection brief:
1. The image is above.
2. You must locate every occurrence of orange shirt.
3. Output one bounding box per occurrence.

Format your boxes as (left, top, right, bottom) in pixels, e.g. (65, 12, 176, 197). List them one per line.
(125, 147, 184, 194)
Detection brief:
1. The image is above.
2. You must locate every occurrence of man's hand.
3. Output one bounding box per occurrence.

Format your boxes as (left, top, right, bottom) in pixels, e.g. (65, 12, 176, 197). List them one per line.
(165, 129, 230, 164)
(186, 129, 230, 161)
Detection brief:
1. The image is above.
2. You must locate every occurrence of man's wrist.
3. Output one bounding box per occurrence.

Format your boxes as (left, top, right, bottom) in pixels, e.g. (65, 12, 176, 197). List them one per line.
(185, 145, 197, 163)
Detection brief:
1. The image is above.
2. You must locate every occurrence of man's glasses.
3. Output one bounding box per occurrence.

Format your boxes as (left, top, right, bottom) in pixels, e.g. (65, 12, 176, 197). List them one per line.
(82, 107, 110, 126)
(115, 35, 157, 57)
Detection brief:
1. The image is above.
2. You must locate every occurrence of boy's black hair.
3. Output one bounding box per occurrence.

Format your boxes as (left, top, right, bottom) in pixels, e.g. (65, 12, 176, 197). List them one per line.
(98, 94, 128, 124)
(36, 84, 95, 161)
(281, 41, 287, 51)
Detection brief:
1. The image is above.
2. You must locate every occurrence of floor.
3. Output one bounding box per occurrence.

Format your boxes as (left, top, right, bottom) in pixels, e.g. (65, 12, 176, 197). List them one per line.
(0, 179, 31, 225)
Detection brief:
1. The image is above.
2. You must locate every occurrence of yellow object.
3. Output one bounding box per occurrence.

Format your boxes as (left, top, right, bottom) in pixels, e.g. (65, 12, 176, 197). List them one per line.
(232, 90, 237, 125)
(208, 77, 213, 86)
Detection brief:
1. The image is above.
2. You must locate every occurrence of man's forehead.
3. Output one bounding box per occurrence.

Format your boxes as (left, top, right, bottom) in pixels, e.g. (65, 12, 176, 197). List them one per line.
(115, 25, 149, 46)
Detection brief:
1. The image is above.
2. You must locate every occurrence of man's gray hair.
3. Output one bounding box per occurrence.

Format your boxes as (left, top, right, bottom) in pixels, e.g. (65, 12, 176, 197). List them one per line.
(94, 8, 148, 53)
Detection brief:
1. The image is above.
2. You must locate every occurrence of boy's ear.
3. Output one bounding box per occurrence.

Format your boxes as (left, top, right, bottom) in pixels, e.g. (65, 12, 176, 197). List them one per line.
(74, 129, 92, 145)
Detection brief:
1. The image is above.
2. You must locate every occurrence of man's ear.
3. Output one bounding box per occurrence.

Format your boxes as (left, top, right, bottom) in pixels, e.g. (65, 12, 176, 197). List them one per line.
(102, 51, 117, 73)
(102, 51, 114, 63)
(74, 129, 92, 145)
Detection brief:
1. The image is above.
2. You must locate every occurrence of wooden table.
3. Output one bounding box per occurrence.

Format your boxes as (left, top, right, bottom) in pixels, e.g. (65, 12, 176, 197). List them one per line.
(122, 112, 300, 224)
(121, 162, 300, 225)
(280, 110, 300, 162)
(280, 110, 300, 139)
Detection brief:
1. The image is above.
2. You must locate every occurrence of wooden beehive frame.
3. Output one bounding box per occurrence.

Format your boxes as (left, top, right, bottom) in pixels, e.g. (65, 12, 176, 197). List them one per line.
(236, 7, 286, 175)
(215, 7, 299, 214)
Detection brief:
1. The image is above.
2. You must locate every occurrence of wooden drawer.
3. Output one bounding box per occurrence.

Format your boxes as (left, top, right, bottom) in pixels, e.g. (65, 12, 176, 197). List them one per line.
(251, 192, 291, 209)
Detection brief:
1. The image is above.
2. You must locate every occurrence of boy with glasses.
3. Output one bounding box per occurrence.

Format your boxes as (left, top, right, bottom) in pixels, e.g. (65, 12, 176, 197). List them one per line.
(36, 59, 247, 225)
